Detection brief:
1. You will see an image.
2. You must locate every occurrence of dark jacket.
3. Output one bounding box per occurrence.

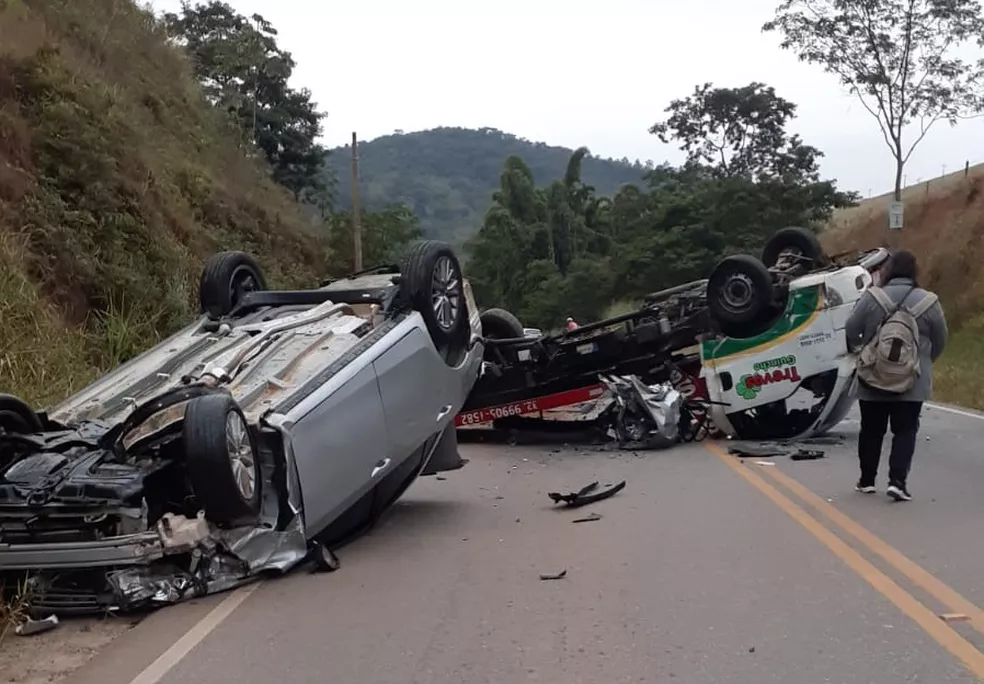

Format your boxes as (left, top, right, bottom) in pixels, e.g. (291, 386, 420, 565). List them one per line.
(845, 277, 948, 402)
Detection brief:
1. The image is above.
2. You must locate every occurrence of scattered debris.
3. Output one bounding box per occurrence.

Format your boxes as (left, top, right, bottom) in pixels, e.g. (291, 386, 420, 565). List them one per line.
(14, 615, 58, 637)
(599, 375, 682, 450)
(539, 570, 567, 581)
(571, 513, 603, 523)
(787, 434, 844, 446)
(729, 445, 786, 458)
(940, 613, 969, 623)
(548, 481, 626, 508)
(754, 460, 776, 467)
(730, 442, 827, 461)
(789, 449, 824, 461)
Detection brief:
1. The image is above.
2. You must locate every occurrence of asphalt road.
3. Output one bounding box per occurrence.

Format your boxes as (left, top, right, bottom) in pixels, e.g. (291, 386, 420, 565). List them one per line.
(61, 402, 984, 684)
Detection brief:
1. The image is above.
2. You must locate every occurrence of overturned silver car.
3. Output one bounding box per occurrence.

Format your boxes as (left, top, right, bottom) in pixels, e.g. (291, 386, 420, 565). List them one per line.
(0, 240, 483, 614)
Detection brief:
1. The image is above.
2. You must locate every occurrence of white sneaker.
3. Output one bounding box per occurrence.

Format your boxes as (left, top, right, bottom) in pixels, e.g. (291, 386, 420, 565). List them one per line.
(855, 481, 876, 494)
(887, 484, 912, 501)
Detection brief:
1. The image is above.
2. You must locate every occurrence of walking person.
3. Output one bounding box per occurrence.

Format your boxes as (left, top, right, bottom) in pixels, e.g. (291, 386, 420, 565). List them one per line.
(846, 250, 948, 501)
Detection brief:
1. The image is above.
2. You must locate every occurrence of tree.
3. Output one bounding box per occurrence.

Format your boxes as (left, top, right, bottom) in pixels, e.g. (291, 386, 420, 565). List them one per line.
(164, 1, 328, 200)
(650, 82, 825, 184)
(763, 0, 984, 201)
(324, 206, 423, 277)
(323, 127, 647, 245)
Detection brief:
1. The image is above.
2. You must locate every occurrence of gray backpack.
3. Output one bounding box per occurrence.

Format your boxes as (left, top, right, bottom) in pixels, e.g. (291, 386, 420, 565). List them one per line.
(857, 286, 938, 395)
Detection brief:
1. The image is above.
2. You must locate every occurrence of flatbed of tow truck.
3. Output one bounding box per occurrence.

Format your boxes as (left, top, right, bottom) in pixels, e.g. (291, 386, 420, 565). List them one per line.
(456, 227, 890, 442)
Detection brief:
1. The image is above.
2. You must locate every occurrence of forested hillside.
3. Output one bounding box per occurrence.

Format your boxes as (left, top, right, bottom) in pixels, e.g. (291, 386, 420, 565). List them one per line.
(326, 128, 648, 245)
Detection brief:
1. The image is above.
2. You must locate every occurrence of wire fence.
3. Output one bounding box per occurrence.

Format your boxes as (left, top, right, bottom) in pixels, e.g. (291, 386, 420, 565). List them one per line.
(858, 159, 982, 203)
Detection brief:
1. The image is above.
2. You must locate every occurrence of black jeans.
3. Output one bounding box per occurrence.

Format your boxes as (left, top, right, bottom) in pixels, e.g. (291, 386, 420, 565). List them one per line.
(857, 400, 923, 488)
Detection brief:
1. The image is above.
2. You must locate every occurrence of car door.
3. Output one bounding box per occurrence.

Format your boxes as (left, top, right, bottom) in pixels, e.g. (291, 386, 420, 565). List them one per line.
(287, 363, 391, 536)
(373, 325, 455, 472)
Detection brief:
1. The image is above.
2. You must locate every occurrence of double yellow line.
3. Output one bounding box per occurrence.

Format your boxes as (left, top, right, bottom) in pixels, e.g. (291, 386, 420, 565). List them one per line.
(704, 442, 984, 679)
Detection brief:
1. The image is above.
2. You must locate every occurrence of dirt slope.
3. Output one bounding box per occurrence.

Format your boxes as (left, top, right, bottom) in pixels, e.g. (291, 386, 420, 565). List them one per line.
(823, 165, 984, 408)
(0, 0, 329, 408)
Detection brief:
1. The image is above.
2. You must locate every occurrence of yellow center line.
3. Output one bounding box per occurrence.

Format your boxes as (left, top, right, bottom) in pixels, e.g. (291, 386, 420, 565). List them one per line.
(759, 459, 984, 637)
(704, 441, 984, 680)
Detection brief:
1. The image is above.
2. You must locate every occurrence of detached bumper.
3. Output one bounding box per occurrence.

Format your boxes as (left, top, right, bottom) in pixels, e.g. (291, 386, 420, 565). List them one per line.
(0, 532, 163, 570)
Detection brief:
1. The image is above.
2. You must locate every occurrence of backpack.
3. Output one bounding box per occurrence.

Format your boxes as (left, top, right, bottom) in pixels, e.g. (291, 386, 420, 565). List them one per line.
(856, 286, 938, 395)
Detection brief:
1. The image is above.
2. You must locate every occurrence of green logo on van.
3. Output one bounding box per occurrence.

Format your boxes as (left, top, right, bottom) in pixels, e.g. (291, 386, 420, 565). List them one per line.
(735, 355, 800, 401)
(736, 375, 759, 400)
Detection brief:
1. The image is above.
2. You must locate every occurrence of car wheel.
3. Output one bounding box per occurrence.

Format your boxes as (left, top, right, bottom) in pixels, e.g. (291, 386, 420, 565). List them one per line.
(183, 393, 262, 527)
(199, 251, 268, 318)
(480, 308, 524, 340)
(707, 254, 774, 327)
(401, 240, 469, 361)
(0, 394, 43, 434)
(309, 540, 340, 573)
(762, 227, 824, 270)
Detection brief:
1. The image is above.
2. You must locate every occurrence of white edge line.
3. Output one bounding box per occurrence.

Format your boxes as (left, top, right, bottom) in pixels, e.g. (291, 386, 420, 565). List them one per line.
(129, 581, 262, 684)
(926, 402, 984, 421)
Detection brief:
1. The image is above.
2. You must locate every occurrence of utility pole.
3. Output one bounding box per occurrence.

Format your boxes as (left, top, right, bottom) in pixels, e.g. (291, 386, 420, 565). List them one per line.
(351, 131, 363, 271)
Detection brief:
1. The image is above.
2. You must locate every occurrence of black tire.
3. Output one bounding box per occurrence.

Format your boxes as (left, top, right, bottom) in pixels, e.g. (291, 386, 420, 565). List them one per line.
(0, 394, 42, 434)
(309, 540, 340, 573)
(183, 393, 262, 527)
(762, 227, 824, 270)
(480, 308, 524, 339)
(707, 254, 774, 327)
(401, 240, 469, 357)
(199, 251, 268, 318)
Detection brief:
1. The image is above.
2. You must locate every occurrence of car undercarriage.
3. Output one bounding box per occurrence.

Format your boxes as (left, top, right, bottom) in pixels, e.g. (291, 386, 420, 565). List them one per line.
(0, 240, 483, 615)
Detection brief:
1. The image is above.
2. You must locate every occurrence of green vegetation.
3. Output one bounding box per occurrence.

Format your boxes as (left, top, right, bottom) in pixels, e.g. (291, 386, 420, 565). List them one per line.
(162, 1, 329, 203)
(326, 127, 648, 246)
(164, 1, 424, 277)
(0, 0, 332, 406)
(0, 0, 428, 408)
(464, 82, 858, 330)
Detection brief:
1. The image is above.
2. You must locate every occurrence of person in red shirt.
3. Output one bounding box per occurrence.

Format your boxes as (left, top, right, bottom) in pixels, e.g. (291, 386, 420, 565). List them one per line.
(565, 317, 579, 331)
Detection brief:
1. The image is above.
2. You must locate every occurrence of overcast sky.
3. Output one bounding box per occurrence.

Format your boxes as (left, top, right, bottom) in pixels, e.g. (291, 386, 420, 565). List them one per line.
(148, 0, 983, 198)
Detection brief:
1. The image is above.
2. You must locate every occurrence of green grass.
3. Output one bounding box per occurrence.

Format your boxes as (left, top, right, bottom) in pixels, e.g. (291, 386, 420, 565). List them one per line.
(0, 233, 100, 406)
(0, 0, 331, 408)
(932, 315, 984, 409)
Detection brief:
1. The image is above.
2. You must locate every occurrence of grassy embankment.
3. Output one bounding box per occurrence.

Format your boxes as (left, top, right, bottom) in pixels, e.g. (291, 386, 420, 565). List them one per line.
(0, 0, 329, 410)
(823, 165, 984, 409)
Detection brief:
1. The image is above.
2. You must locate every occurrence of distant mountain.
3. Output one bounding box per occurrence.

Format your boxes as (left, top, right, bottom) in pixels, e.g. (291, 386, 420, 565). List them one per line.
(326, 127, 649, 246)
